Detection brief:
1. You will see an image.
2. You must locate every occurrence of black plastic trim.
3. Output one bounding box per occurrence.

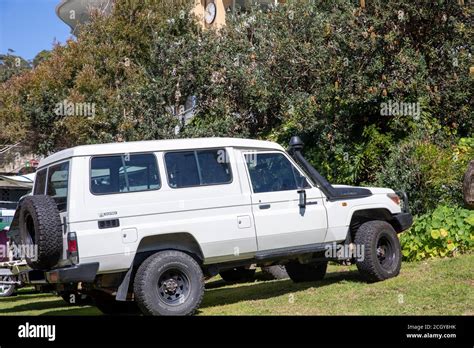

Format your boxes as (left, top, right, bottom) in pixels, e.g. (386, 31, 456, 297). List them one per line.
(98, 219, 120, 229)
(391, 212, 413, 233)
(45, 262, 99, 283)
(255, 242, 329, 261)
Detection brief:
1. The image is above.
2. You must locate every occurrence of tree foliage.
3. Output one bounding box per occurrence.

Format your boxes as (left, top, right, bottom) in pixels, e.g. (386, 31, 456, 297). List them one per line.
(0, 0, 472, 214)
(0, 53, 31, 83)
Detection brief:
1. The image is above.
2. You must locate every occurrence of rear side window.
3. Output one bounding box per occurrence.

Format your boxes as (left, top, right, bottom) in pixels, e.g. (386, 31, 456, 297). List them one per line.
(33, 168, 47, 195)
(46, 162, 69, 212)
(91, 153, 160, 195)
(165, 149, 232, 188)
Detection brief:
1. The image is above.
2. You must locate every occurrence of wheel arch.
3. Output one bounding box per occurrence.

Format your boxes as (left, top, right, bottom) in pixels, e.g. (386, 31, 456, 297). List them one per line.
(133, 232, 205, 267)
(115, 232, 204, 301)
(347, 208, 396, 242)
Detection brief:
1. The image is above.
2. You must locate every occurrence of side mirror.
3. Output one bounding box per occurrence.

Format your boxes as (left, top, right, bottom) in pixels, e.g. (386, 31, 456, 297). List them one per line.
(298, 189, 306, 208)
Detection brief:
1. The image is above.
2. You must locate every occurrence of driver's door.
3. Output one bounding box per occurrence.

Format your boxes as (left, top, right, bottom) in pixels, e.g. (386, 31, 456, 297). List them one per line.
(243, 151, 328, 251)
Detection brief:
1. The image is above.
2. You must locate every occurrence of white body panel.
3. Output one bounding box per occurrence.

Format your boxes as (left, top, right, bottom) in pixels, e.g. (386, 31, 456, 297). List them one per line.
(33, 138, 402, 274)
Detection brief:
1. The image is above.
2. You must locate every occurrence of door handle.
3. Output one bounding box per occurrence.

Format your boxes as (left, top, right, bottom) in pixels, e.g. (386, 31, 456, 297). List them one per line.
(259, 204, 271, 209)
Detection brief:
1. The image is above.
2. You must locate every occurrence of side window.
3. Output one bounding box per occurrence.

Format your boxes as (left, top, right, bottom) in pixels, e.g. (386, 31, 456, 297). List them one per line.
(165, 149, 232, 188)
(33, 168, 47, 195)
(245, 152, 309, 193)
(46, 162, 69, 212)
(197, 150, 232, 185)
(91, 156, 122, 194)
(165, 151, 200, 188)
(120, 154, 161, 192)
(90, 154, 160, 195)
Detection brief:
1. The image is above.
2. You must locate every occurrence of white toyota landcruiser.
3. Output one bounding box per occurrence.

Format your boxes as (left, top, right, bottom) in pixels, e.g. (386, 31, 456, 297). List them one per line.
(9, 136, 412, 315)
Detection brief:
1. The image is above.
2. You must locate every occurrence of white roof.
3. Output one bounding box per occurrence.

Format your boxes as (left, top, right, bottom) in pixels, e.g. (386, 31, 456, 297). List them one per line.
(39, 137, 284, 168)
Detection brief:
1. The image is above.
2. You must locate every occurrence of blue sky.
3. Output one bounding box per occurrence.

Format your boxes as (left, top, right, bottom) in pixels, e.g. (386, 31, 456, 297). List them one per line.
(0, 0, 71, 60)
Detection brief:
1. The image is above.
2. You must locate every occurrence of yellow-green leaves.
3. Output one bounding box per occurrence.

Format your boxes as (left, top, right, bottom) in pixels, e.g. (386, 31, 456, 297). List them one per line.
(431, 229, 440, 239)
(465, 213, 474, 226)
(400, 205, 473, 261)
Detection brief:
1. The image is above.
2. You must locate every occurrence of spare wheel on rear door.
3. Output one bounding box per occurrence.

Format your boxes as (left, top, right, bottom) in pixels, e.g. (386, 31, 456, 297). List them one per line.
(19, 195, 63, 270)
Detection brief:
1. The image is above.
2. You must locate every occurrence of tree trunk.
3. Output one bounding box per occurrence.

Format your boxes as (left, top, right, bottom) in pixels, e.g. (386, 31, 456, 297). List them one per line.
(463, 160, 474, 209)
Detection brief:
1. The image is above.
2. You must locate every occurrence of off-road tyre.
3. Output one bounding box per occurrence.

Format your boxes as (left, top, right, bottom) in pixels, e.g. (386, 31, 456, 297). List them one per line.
(19, 195, 62, 270)
(134, 250, 204, 316)
(354, 220, 402, 282)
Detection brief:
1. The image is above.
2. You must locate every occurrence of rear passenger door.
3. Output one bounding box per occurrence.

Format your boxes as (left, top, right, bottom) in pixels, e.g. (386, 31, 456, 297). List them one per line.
(163, 148, 258, 262)
(244, 151, 328, 251)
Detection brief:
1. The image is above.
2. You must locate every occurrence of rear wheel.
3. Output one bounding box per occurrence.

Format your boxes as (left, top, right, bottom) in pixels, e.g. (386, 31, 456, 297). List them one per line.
(286, 261, 327, 283)
(219, 267, 256, 283)
(134, 250, 204, 316)
(355, 220, 402, 282)
(0, 276, 16, 297)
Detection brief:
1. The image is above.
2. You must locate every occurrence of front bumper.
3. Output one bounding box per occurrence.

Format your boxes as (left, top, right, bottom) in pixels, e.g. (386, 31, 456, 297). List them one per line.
(391, 212, 413, 233)
(46, 262, 99, 284)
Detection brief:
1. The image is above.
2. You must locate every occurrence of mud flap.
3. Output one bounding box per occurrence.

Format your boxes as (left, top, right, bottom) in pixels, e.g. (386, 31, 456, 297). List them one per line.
(115, 266, 133, 301)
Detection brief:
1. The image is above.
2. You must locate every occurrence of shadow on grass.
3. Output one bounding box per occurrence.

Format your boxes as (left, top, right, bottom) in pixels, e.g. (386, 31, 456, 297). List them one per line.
(16, 288, 41, 295)
(0, 293, 50, 303)
(201, 269, 365, 309)
(0, 298, 66, 314)
(41, 306, 101, 316)
(1, 269, 366, 315)
(204, 271, 283, 290)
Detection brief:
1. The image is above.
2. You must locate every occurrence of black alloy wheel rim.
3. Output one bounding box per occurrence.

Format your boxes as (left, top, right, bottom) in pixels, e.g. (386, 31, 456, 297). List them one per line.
(376, 235, 395, 270)
(157, 268, 190, 306)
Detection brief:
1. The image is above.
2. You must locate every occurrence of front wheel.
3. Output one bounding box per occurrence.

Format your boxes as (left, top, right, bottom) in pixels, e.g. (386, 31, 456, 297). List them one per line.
(134, 250, 204, 316)
(354, 220, 402, 282)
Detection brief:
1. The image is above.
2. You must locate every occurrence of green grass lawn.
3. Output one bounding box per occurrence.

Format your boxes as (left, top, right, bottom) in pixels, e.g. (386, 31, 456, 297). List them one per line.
(0, 253, 472, 316)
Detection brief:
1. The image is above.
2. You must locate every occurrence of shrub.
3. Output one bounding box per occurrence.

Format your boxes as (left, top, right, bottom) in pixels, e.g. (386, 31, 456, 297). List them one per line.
(375, 135, 474, 215)
(400, 205, 474, 261)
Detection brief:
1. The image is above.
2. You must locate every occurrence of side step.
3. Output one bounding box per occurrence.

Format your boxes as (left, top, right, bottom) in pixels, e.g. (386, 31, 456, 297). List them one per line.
(255, 242, 331, 261)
